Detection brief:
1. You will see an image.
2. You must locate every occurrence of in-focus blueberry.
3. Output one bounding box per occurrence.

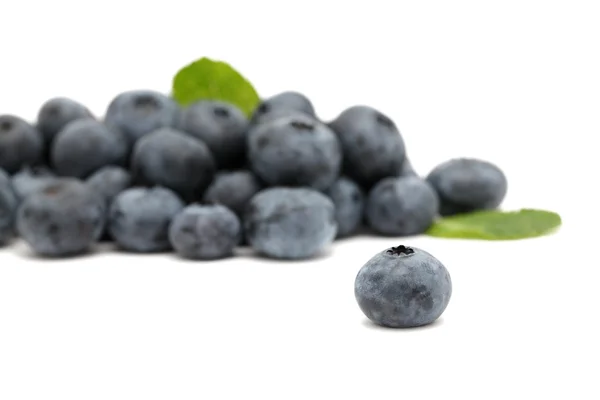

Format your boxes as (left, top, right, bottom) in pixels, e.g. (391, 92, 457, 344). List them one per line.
(16, 180, 105, 257)
(178, 100, 249, 169)
(329, 106, 406, 188)
(104, 90, 180, 146)
(355, 245, 452, 328)
(426, 158, 508, 216)
(0, 169, 19, 245)
(36, 97, 94, 145)
(244, 187, 337, 259)
(169, 204, 241, 260)
(202, 170, 262, 218)
(366, 176, 439, 236)
(85, 165, 132, 205)
(11, 166, 60, 200)
(248, 114, 342, 191)
(131, 128, 217, 202)
(0, 115, 43, 174)
(51, 119, 128, 179)
(250, 91, 316, 126)
(108, 186, 184, 253)
(324, 176, 365, 238)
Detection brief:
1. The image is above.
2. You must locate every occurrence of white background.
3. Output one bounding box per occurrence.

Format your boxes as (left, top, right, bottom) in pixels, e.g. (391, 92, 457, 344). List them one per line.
(0, 1, 598, 399)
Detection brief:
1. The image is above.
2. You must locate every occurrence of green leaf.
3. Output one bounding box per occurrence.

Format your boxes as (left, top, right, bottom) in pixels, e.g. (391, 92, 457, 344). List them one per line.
(426, 209, 562, 240)
(172, 57, 260, 117)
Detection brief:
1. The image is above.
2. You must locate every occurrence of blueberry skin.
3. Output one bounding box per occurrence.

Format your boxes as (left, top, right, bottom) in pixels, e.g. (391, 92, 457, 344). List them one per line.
(250, 91, 316, 126)
(178, 101, 249, 169)
(329, 106, 406, 188)
(108, 186, 185, 253)
(11, 166, 60, 200)
(426, 158, 508, 216)
(355, 245, 452, 328)
(324, 177, 365, 238)
(366, 176, 439, 236)
(131, 128, 217, 202)
(0, 115, 43, 174)
(16, 180, 106, 257)
(251, 108, 314, 128)
(244, 187, 337, 260)
(169, 204, 241, 260)
(202, 170, 262, 218)
(51, 119, 128, 179)
(85, 166, 132, 205)
(104, 90, 181, 146)
(0, 169, 19, 245)
(246, 110, 312, 143)
(248, 114, 342, 191)
(36, 97, 94, 145)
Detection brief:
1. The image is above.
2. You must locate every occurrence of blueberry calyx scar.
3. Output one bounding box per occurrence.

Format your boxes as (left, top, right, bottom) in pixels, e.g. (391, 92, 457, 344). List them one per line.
(386, 245, 414, 256)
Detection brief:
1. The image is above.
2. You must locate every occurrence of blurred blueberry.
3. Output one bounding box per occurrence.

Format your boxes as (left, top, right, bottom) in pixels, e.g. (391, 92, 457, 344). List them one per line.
(329, 106, 406, 188)
(250, 91, 316, 126)
(324, 177, 365, 238)
(16, 180, 105, 257)
(245, 187, 337, 259)
(51, 119, 128, 179)
(108, 186, 184, 253)
(169, 204, 241, 260)
(131, 127, 217, 202)
(178, 100, 249, 169)
(366, 176, 438, 236)
(0, 115, 43, 174)
(426, 158, 507, 216)
(104, 90, 180, 146)
(248, 114, 341, 191)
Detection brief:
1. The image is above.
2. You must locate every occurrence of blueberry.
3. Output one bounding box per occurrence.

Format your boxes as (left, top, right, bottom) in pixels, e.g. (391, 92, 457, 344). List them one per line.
(0, 115, 43, 174)
(11, 166, 60, 200)
(355, 245, 452, 328)
(16, 180, 106, 257)
(324, 177, 365, 238)
(366, 176, 439, 236)
(108, 186, 184, 253)
(426, 158, 508, 216)
(131, 128, 217, 202)
(250, 91, 316, 126)
(178, 101, 249, 169)
(104, 90, 180, 146)
(202, 170, 262, 218)
(244, 187, 337, 259)
(247, 114, 342, 191)
(85, 166, 132, 205)
(329, 106, 406, 188)
(51, 119, 128, 179)
(36, 97, 94, 145)
(0, 169, 19, 245)
(169, 204, 241, 260)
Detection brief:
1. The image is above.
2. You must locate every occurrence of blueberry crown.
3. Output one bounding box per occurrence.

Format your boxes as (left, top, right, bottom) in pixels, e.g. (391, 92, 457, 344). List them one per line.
(0, 120, 13, 131)
(290, 120, 314, 131)
(213, 106, 230, 117)
(386, 245, 414, 256)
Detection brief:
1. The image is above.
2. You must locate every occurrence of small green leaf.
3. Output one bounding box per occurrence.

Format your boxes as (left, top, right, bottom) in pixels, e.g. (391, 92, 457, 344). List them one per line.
(172, 57, 260, 116)
(426, 209, 562, 240)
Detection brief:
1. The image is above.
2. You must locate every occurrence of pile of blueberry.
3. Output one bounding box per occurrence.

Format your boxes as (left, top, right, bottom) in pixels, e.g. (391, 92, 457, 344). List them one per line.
(0, 90, 507, 261)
